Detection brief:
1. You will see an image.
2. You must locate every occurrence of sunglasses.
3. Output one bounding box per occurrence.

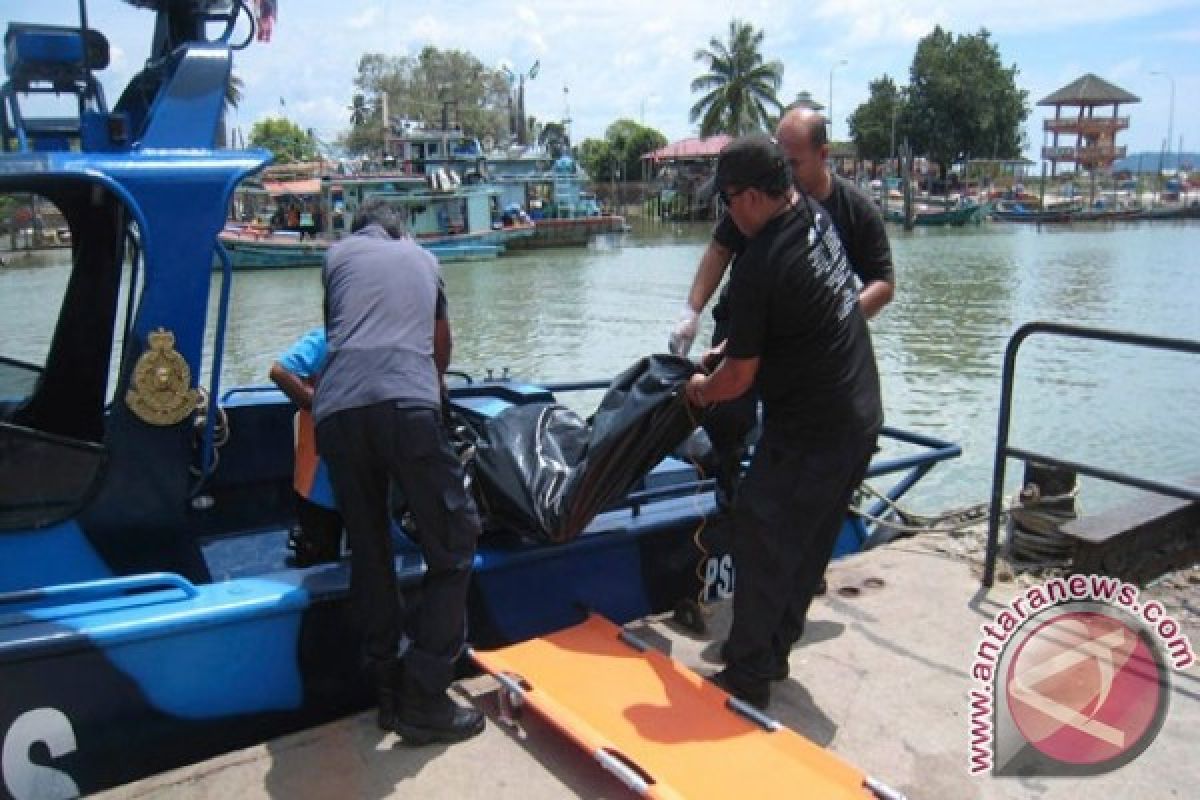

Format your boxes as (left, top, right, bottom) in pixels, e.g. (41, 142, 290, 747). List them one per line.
(718, 187, 749, 205)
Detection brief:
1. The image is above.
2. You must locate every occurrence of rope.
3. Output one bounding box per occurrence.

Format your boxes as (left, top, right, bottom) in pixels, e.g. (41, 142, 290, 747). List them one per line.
(850, 481, 991, 535)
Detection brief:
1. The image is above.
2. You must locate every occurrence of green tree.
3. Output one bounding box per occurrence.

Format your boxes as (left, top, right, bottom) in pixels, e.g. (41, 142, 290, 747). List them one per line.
(249, 117, 319, 163)
(578, 119, 667, 181)
(689, 19, 783, 137)
(577, 138, 617, 181)
(343, 47, 511, 156)
(847, 75, 903, 163)
(903, 26, 1029, 176)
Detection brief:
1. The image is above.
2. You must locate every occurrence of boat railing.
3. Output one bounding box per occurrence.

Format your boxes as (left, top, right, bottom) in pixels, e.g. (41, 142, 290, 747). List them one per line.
(212, 375, 958, 531)
(982, 321, 1200, 587)
(537, 380, 960, 528)
(0, 571, 199, 616)
(192, 240, 235, 492)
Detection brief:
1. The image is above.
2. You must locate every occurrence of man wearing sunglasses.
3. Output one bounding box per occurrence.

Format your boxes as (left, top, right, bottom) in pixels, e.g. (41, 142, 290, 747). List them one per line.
(684, 135, 882, 709)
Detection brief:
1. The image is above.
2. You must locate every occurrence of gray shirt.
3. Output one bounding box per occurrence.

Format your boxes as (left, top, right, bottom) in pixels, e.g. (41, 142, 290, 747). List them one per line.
(314, 225, 442, 422)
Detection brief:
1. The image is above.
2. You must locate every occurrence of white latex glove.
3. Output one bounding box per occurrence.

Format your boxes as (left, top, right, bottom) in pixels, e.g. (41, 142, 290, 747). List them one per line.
(668, 305, 700, 356)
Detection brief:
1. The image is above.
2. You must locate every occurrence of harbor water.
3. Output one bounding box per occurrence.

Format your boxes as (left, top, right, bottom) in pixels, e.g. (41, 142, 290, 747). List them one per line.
(4, 219, 1199, 515)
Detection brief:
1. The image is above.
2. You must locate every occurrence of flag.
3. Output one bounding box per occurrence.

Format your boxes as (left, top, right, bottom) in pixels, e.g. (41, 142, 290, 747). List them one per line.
(255, 0, 277, 43)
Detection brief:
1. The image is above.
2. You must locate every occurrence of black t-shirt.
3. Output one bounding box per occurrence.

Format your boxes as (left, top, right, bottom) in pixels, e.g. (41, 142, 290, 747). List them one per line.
(724, 196, 883, 438)
(712, 175, 893, 322)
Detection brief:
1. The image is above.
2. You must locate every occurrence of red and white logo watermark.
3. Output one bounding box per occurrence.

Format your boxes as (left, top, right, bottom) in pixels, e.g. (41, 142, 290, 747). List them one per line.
(968, 574, 1193, 777)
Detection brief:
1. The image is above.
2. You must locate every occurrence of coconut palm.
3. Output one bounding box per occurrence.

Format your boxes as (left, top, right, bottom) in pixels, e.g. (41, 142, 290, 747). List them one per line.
(690, 19, 783, 137)
(216, 71, 244, 148)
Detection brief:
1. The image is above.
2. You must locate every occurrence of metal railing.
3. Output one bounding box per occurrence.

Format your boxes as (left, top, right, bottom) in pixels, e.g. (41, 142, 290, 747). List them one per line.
(982, 322, 1200, 587)
(1043, 117, 1130, 132)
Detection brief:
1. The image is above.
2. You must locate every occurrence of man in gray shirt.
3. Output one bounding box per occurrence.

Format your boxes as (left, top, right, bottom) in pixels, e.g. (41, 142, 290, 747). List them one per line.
(315, 198, 484, 745)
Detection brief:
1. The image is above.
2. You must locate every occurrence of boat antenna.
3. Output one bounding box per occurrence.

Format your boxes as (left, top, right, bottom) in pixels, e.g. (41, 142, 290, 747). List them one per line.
(78, 0, 90, 80)
(562, 84, 572, 147)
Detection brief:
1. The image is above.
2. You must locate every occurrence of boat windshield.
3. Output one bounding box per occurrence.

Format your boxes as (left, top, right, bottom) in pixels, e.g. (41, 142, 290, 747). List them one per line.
(0, 183, 132, 530)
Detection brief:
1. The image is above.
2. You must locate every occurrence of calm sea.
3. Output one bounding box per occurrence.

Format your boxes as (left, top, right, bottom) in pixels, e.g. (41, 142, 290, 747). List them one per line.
(4, 219, 1198, 515)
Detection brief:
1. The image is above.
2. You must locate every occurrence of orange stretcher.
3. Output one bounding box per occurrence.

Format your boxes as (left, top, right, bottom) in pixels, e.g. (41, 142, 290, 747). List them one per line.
(469, 614, 904, 800)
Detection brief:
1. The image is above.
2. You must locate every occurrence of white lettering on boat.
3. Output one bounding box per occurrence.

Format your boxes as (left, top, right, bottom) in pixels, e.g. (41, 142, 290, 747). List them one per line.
(703, 554, 736, 601)
(2, 708, 79, 800)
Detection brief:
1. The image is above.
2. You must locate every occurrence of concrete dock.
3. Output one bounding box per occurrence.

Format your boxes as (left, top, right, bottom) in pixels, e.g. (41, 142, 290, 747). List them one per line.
(98, 530, 1198, 800)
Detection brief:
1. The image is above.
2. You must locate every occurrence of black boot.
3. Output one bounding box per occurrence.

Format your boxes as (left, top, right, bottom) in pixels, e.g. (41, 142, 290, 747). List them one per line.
(719, 640, 790, 681)
(709, 667, 770, 710)
(372, 658, 404, 732)
(391, 677, 485, 746)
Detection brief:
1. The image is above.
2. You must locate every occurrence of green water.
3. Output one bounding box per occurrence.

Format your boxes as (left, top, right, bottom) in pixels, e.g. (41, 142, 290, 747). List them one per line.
(4, 219, 1199, 513)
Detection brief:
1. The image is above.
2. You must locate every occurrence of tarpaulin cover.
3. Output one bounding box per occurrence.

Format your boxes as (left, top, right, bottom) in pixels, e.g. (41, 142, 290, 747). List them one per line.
(472, 355, 700, 543)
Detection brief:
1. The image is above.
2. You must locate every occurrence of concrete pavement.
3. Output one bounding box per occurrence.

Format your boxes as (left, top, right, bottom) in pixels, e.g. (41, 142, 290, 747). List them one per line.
(98, 530, 1199, 800)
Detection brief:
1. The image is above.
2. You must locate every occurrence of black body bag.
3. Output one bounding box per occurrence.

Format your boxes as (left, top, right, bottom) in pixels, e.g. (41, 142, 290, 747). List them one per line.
(471, 354, 700, 543)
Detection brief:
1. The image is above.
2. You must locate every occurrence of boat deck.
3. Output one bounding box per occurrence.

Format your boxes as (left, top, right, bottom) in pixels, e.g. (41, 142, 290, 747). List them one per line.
(95, 529, 1200, 799)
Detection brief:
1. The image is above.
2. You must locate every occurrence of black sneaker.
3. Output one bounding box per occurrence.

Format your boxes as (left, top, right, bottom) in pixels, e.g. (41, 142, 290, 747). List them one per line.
(708, 668, 769, 710)
(390, 691, 486, 746)
(719, 640, 790, 681)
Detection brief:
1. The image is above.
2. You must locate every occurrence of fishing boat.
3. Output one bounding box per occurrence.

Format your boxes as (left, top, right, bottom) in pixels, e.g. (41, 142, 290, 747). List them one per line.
(484, 151, 630, 248)
(885, 202, 985, 227)
(219, 168, 532, 266)
(0, 3, 959, 796)
(382, 122, 627, 248)
(989, 199, 1077, 223)
(1136, 203, 1200, 221)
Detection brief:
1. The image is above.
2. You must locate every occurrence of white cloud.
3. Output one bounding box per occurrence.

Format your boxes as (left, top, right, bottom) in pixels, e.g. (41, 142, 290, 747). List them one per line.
(344, 6, 380, 31)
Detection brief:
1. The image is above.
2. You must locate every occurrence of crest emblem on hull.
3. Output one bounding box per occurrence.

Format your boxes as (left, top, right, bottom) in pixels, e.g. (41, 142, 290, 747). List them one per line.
(126, 328, 199, 425)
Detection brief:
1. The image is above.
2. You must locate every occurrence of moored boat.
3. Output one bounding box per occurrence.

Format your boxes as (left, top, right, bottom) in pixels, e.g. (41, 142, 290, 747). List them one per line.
(486, 152, 629, 248)
(885, 203, 985, 227)
(221, 169, 532, 266)
(1136, 203, 1200, 220)
(989, 199, 1076, 223)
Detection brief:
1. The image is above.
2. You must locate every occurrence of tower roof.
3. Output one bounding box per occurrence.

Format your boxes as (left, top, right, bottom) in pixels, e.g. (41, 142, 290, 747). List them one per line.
(1038, 73, 1140, 106)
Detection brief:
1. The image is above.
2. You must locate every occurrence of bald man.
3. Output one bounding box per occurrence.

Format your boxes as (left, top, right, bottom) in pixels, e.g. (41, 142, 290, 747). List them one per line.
(671, 108, 894, 354)
(668, 108, 894, 506)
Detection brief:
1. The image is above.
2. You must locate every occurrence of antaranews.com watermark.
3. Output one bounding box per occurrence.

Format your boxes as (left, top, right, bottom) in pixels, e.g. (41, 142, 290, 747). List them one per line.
(969, 574, 1194, 777)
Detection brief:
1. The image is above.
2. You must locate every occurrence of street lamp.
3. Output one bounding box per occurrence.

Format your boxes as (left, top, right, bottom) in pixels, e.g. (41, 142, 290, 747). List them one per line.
(1150, 70, 1175, 170)
(828, 59, 848, 142)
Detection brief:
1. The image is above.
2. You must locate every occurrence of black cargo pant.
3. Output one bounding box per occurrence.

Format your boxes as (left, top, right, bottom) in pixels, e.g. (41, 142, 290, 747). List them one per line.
(724, 425, 877, 683)
(316, 402, 480, 695)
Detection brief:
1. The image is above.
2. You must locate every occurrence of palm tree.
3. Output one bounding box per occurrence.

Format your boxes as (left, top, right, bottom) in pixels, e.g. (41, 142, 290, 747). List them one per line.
(216, 72, 244, 148)
(690, 19, 783, 137)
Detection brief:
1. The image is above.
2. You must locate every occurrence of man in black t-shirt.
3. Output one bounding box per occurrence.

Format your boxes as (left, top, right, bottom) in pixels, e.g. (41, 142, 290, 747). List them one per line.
(670, 108, 894, 355)
(684, 136, 882, 710)
(669, 109, 893, 508)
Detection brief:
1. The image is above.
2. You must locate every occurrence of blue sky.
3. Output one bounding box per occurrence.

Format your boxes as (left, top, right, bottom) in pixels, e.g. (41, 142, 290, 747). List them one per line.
(15, 1, 1200, 162)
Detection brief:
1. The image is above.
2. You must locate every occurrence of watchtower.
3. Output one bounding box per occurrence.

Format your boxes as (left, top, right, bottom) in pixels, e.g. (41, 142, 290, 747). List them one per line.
(1039, 73, 1140, 178)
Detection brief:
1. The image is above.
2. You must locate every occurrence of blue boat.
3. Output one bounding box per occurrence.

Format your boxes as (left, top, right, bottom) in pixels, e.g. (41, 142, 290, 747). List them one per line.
(219, 228, 504, 266)
(220, 169, 529, 265)
(381, 123, 629, 248)
(0, 3, 959, 796)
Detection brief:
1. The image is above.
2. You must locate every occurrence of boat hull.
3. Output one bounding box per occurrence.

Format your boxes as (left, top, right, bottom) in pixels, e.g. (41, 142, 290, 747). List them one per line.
(0, 382, 956, 796)
(885, 205, 984, 226)
(217, 228, 524, 268)
(505, 215, 629, 249)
